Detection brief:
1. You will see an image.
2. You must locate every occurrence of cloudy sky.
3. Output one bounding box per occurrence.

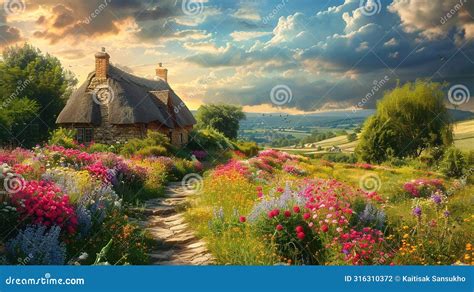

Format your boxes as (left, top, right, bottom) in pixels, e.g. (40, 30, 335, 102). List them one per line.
(1, 0, 474, 113)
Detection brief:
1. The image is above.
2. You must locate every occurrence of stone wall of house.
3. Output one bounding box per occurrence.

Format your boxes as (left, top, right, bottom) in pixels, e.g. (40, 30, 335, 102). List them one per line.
(94, 124, 145, 144)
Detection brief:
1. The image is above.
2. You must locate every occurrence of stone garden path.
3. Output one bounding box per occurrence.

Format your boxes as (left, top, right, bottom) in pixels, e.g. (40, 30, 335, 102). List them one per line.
(135, 182, 214, 265)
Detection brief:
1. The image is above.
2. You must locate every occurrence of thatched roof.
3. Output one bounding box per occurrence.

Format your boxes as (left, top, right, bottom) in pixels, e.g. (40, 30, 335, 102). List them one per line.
(56, 65, 196, 128)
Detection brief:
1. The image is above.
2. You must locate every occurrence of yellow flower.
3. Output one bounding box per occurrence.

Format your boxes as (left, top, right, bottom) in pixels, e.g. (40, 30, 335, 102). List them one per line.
(402, 226, 409, 230)
(466, 243, 472, 251)
(403, 234, 409, 239)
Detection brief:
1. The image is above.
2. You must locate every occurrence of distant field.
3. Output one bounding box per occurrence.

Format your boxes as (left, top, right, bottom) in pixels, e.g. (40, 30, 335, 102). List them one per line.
(453, 120, 474, 151)
(278, 119, 474, 154)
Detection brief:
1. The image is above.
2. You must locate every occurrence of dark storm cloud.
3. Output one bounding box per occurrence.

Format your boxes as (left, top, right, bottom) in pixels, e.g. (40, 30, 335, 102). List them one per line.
(186, 0, 474, 111)
(28, 0, 191, 43)
(0, 14, 22, 47)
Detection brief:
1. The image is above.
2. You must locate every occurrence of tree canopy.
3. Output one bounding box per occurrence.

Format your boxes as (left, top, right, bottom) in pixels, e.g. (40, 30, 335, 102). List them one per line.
(356, 80, 453, 163)
(0, 44, 77, 147)
(196, 104, 246, 140)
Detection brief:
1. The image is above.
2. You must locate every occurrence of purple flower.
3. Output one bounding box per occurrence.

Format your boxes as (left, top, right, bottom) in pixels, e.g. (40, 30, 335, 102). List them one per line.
(443, 210, 450, 218)
(412, 206, 422, 217)
(431, 194, 442, 205)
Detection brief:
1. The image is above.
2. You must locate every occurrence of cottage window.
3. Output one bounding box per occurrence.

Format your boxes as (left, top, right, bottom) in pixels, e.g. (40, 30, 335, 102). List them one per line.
(168, 131, 173, 143)
(76, 128, 93, 144)
(180, 133, 184, 144)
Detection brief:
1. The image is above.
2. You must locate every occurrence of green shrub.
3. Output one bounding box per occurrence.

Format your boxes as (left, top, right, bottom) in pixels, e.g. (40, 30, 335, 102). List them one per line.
(170, 159, 198, 180)
(135, 145, 167, 157)
(319, 153, 356, 163)
(48, 128, 77, 148)
(120, 131, 170, 157)
(87, 143, 118, 153)
(440, 147, 466, 178)
(235, 141, 259, 157)
(188, 128, 234, 152)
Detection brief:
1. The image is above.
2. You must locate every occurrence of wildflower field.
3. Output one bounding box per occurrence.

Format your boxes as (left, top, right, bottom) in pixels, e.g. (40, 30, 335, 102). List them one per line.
(0, 142, 472, 266)
(186, 149, 474, 266)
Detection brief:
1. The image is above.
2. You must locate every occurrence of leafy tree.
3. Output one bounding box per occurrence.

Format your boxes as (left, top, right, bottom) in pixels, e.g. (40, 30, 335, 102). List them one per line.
(196, 104, 246, 140)
(347, 133, 357, 142)
(0, 44, 77, 147)
(356, 81, 453, 163)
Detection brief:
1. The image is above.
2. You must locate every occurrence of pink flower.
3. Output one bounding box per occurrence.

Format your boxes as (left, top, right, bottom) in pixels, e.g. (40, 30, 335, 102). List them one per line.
(293, 206, 300, 213)
(239, 216, 246, 223)
(321, 224, 329, 233)
(297, 232, 305, 240)
(276, 224, 283, 231)
(303, 213, 311, 220)
(295, 226, 304, 233)
(284, 210, 292, 218)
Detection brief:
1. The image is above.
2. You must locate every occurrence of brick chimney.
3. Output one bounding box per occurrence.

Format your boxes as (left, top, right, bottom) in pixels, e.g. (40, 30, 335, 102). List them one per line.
(95, 47, 110, 79)
(156, 63, 168, 82)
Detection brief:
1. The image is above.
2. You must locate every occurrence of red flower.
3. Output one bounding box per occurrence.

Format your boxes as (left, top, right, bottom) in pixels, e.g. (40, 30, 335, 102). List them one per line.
(293, 206, 300, 213)
(321, 224, 329, 233)
(303, 213, 310, 220)
(284, 210, 291, 218)
(297, 232, 305, 240)
(276, 224, 283, 231)
(239, 216, 246, 223)
(295, 226, 304, 233)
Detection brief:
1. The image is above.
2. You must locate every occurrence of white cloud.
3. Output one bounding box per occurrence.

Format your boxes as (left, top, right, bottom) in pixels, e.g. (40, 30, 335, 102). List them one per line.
(230, 31, 271, 41)
(232, 7, 261, 22)
(384, 37, 399, 47)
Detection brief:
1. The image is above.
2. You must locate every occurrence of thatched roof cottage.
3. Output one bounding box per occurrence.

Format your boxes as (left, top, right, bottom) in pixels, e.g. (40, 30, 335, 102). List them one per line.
(56, 48, 196, 146)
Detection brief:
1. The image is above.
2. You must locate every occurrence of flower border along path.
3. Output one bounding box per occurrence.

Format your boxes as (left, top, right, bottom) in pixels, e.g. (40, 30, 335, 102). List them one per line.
(135, 182, 214, 265)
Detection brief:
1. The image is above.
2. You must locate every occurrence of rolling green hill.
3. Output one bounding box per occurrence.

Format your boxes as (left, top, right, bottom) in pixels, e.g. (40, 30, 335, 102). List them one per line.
(279, 119, 474, 154)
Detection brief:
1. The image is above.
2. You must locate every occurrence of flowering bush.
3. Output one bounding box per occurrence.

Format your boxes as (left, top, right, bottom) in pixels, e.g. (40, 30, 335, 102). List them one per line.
(214, 159, 250, 178)
(403, 178, 444, 197)
(282, 163, 307, 176)
(86, 161, 113, 183)
(332, 227, 392, 265)
(10, 180, 78, 235)
(250, 187, 323, 264)
(6, 225, 66, 265)
(42, 167, 101, 202)
(192, 150, 208, 161)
